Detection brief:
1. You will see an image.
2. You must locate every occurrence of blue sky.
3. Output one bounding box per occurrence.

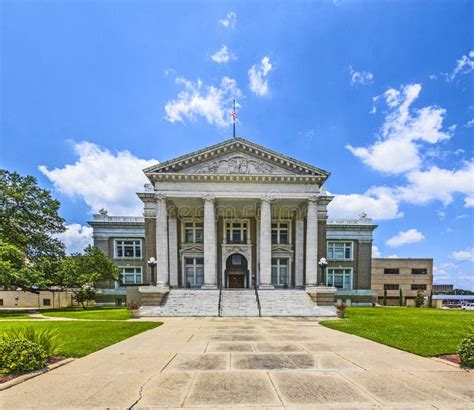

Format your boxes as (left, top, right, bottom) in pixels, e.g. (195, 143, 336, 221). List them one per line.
(1, 0, 473, 289)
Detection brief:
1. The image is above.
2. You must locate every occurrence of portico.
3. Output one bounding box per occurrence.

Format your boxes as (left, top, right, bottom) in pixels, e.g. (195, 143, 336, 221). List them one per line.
(138, 138, 333, 291)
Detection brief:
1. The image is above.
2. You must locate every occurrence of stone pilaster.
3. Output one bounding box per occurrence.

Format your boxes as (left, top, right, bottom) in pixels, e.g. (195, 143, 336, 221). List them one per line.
(156, 193, 169, 286)
(305, 196, 318, 288)
(203, 195, 217, 288)
(295, 218, 304, 287)
(259, 196, 273, 288)
(168, 215, 178, 287)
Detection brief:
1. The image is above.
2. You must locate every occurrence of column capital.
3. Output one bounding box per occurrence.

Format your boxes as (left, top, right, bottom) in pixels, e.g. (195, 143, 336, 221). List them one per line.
(156, 193, 167, 201)
(202, 194, 215, 203)
(308, 195, 319, 204)
(260, 194, 272, 203)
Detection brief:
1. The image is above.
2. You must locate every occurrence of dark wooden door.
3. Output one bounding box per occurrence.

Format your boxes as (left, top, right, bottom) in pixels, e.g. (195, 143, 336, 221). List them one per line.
(229, 274, 245, 288)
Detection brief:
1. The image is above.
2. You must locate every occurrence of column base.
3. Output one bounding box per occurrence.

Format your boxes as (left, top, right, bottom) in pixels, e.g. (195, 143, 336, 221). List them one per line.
(201, 284, 218, 290)
(259, 284, 274, 290)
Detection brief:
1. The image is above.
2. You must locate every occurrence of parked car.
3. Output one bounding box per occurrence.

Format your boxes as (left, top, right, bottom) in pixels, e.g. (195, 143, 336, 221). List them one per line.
(461, 303, 474, 310)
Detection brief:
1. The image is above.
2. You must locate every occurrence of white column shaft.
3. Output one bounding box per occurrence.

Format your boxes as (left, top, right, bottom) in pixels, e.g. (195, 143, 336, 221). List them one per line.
(168, 216, 178, 287)
(305, 199, 318, 287)
(156, 195, 169, 285)
(259, 199, 273, 288)
(295, 219, 304, 287)
(203, 197, 217, 288)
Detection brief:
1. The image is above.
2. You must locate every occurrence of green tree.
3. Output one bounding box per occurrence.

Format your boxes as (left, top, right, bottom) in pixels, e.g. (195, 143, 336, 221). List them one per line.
(0, 170, 65, 259)
(399, 289, 404, 306)
(0, 242, 47, 291)
(61, 246, 120, 308)
(414, 289, 425, 308)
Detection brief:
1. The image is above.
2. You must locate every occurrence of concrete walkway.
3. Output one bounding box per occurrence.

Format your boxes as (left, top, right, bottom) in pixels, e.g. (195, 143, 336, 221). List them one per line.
(1, 317, 472, 408)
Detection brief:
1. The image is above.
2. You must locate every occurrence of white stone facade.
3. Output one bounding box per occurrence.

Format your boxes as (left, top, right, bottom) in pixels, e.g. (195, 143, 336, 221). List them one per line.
(138, 137, 334, 290)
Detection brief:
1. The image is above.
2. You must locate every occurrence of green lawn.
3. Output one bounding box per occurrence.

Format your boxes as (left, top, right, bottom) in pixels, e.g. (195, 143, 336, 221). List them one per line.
(0, 311, 38, 320)
(0, 321, 161, 357)
(321, 307, 474, 357)
(42, 306, 132, 320)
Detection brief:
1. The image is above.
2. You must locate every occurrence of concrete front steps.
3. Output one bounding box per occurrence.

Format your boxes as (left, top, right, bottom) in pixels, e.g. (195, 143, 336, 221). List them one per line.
(258, 289, 337, 317)
(220, 289, 260, 317)
(140, 289, 220, 317)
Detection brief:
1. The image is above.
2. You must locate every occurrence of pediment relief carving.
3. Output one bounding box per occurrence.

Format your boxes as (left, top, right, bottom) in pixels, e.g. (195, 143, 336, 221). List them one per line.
(184, 152, 295, 176)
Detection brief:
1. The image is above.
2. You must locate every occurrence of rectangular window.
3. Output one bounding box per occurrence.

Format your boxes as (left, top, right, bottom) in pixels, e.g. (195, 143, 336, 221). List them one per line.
(384, 284, 400, 290)
(272, 222, 289, 244)
(271, 258, 289, 286)
(326, 268, 352, 290)
(411, 284, 427, 290)
(43, 299, 51, 306)
(384, 268, 400, 275)
(0, 299, 3, 306)
(327, 242, 353, 260)
(226, 221, 248, 244)
(115, 239, 142, 258)
(412, 268, 427, 275)
(184, 222, 203, 243)
(185, 257, 204, 286)
(121, 267, 143, 285)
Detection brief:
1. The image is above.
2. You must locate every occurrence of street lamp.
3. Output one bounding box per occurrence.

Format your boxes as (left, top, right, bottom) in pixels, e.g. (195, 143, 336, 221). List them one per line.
(318, 257, 328, 286)
(147, 257, 157, 286)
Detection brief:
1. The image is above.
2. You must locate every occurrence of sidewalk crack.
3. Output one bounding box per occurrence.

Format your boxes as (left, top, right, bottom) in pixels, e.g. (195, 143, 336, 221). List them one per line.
(128, 353, 177, 409)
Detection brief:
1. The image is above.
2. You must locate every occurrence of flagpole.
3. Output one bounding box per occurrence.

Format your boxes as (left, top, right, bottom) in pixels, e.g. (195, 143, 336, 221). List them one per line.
(232, 98, 236, 138)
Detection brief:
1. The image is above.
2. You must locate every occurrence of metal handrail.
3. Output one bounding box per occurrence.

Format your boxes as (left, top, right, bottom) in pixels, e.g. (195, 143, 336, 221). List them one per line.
(254, 280, 262, 317)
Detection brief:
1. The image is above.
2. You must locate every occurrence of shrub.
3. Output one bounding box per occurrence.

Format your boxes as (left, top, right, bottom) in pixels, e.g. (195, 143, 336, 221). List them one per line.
(127, 300, 140, 310)
(458, 335, 474, 368)
(383, 289, 387, 306)
(399, 289, 403, 306)
(336, 303, 347, 318)
(2, 327, 59, 356)
(0, 339, 47, 375)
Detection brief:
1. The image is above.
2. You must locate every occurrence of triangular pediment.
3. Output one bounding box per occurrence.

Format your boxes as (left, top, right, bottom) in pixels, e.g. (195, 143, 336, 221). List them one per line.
(144, 137, 330, 179)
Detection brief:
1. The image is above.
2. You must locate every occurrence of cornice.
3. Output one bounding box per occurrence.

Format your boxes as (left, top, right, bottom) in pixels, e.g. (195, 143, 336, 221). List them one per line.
(147, 172, 322, 184)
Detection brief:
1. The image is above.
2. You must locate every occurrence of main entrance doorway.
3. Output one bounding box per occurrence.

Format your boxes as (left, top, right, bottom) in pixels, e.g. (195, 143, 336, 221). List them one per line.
(225, 254, 248, 288)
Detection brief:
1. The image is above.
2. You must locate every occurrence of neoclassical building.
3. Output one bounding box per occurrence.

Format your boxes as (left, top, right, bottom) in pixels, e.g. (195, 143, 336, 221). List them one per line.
(91, 137, 377, 312)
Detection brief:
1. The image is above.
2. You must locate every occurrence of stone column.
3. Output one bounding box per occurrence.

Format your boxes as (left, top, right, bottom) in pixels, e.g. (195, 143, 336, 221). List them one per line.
(305, 196, 318, 289)
(259, 196, 273, 288)
(155, 193, 169, 287)
(203, 195, 217, 288)
(168, 215, 178, 287)
(295, 218, 304, 287)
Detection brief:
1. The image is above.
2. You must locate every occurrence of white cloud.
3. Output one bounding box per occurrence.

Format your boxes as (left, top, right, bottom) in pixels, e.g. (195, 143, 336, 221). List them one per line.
(395, 162, 474, 206)
(347, 83, 451, 174)
(387, 254, 399, 259)
(446, 50, 474, 82)
(39, 142, 156, 215)
(328, 187, 403, 220)
(429, 74, 438, 80)
(219, 11, 236, 28)
(465, 118, 474, 128)
(165, 76, 241, 127)
(386, 229, 425, 247)
(465, 196, 474, 208)
(211, 45, 236, 64)
(452, 247, 474, 262)
(55, 224, 93, 254)
(248, 56, 272, 96)
(372, 245, 382, 258)
(349, 66, 374, 85)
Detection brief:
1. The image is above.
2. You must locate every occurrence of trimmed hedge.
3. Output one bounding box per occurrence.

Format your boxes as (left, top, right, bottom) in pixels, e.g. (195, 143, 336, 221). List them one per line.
(0, 339, 48, 375)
